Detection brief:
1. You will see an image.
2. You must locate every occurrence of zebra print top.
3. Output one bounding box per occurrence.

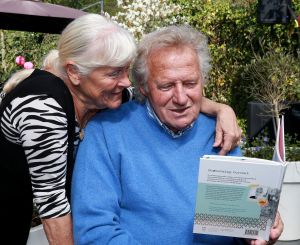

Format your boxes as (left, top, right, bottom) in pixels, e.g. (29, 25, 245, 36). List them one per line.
(1, 94, 80, 218)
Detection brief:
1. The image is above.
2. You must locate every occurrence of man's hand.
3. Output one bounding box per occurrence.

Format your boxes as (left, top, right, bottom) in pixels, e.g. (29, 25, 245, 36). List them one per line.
(214, 104, 242, 155)
(245, 212, 284, 245)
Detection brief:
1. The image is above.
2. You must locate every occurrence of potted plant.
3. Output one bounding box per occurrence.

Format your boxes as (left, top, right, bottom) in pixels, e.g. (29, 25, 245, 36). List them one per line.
(243, 50, 300, 134)
(242, 49, 300, 241)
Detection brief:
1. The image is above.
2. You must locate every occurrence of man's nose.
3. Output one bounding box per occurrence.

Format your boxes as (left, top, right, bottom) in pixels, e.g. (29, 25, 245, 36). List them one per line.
(173, 83, 188, 105)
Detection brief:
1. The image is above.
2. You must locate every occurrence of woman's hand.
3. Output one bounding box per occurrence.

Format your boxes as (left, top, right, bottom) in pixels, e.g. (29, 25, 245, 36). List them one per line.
(214, 104, 242, 155)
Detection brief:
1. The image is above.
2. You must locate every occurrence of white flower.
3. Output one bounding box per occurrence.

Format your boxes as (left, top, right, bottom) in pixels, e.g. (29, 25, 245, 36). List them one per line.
(111, 0, 184, 40)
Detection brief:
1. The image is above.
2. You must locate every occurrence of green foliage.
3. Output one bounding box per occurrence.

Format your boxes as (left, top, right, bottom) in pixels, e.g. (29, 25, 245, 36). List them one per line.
(43, 0, 118, 15)
(285, 135, 300, 161)
(242, 129, 275, 160)
(44, 0, 81, 8)
(241, 129, 300, 161)
(1, 0, 300, 120)
(242, 50, 300, 120)
(237, 117, 247, 136)
(0, 0, 120, 87)
(172, 0, 300, 118)
(0, 31, 58, 85)
(103, 0, 119, 16)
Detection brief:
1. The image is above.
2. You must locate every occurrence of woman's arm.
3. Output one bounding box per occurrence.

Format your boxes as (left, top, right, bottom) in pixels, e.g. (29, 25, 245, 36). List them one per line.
(201, 97, 242, 155)
(42, 215, 73, 245)
(11, 95, 74, 245)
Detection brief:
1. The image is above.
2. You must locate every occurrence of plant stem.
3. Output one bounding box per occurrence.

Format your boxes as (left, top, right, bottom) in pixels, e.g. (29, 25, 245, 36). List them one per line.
(0, 30, 7, 73)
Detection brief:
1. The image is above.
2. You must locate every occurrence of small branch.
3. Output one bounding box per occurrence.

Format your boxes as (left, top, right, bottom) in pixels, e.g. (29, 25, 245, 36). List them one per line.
(0, 30, 7, 73)
(272, 117, 277, 137)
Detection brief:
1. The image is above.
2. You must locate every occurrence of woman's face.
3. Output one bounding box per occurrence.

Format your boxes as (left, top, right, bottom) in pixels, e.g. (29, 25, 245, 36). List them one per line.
(79, 65, 131, 110)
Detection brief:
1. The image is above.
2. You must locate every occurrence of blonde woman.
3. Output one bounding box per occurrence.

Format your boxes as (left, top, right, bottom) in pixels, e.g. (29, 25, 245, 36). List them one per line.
(0, 14, 241, 245)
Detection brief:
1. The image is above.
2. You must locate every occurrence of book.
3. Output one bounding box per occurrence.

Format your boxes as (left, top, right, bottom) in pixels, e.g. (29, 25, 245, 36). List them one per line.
(193, 116, 286, 241)
(193, 155, 286, 241)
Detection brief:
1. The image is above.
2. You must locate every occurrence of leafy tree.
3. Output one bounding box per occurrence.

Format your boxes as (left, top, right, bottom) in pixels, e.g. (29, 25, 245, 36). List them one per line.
(172, 0, 300, 117)
(242, 50, 300, 128)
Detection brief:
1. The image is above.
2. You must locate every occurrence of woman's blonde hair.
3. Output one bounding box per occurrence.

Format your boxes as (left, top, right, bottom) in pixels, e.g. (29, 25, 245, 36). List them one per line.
(2, 69, 34, 94)
(1, 14, 136, 99)
(42, 49, 59, 72)
(56, 14, 136, 77)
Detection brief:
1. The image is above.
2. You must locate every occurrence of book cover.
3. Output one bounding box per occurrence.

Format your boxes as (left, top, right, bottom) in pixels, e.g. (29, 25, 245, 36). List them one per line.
(193, 155, 286, 241)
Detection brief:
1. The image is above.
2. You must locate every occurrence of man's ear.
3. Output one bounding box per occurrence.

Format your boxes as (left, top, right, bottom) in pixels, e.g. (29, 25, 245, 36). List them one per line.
(66, 62, 81, 86)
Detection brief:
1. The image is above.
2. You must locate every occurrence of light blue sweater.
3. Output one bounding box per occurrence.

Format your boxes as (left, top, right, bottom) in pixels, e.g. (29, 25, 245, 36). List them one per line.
(72, 101, 243, 245)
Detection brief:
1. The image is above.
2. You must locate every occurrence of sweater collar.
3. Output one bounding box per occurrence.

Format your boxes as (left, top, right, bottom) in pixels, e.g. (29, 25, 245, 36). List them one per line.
(145, 99, 193, 138)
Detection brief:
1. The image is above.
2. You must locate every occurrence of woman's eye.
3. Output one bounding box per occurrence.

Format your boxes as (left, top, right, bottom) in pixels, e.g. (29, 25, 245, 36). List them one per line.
(108, 70, 122, 77)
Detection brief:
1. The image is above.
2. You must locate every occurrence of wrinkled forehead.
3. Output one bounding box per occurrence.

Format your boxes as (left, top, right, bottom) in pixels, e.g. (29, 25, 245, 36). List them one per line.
(148, 44, 198, 64)
(148, 45, 199, 71)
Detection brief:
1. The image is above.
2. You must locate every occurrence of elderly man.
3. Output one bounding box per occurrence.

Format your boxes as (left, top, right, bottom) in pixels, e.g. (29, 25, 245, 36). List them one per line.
(71, 25, 283, 245)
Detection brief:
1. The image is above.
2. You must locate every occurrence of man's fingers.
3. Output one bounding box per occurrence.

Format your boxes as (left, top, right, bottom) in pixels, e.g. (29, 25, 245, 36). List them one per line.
(244, 213, 283, 245)
(269, 212, 284, 242)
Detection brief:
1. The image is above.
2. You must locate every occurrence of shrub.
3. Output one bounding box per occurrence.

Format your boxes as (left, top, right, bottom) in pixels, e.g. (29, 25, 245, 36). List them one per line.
(0, 30, 58, 85)
(242, 129, 300, 161)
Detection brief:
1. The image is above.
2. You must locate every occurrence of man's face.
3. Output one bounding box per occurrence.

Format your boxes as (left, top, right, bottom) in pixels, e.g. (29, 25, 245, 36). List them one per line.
(142, 45, 202, 132)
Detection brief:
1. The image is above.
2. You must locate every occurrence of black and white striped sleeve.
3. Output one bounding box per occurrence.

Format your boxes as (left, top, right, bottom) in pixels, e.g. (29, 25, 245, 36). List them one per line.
(1, 94, 70, 218)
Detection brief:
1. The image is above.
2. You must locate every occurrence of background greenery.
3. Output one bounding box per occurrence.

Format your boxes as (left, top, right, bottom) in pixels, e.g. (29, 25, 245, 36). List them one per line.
(0, 0, 119, 82)
(173, 0, 300, 118)
(1, 0, 300, 146)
